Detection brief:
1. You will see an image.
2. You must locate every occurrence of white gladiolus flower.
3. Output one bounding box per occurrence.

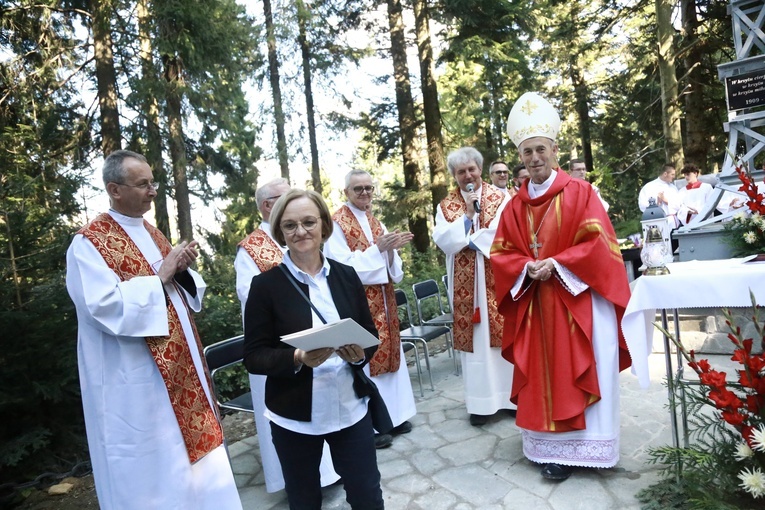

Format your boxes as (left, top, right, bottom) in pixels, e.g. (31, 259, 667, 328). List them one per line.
(744, 231, 758, 244)
(734, 441, 754, 461)
(738, 467, 765, 499)
(751, 425, 765, 453)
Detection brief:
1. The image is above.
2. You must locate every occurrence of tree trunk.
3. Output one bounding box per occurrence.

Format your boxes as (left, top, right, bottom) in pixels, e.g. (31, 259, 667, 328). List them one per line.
(656, 0, 685, 168)
(386, 0, 429, 253)
(264, 0, 289, 180)
(412, 0, 447, 214)
(570, 61, 593, 172)
(681, 0, 706, 170)
(163, 55, 193, 241)
(89, 0, 121, 155)
(137, 0, 171, 239)
(296, 0, 321, 192)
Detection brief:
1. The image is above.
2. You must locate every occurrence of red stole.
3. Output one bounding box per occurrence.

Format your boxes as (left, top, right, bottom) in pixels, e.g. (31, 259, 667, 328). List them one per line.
(491, 171, 631, 432)
(79, 213, 223, 463)
(238, 227, 283, 272)
(332, 205, 400, 377)
(439, 182, 505, 352)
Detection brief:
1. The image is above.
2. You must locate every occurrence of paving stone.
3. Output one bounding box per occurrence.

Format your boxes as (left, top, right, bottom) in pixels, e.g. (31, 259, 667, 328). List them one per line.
(410, 448, 448, 476)
(501, 487, 553, 509)
(433, 416, 484, 443)
(378, 457, 414, 479)
(413, 489, 458, 510)
(433, 464, 514, 506)
(386, 472, 433, 494)
(438, 434, 498, 466)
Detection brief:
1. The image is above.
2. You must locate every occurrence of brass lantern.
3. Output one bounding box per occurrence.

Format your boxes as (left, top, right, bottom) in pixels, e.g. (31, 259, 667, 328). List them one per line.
(640, 198, 672, 275)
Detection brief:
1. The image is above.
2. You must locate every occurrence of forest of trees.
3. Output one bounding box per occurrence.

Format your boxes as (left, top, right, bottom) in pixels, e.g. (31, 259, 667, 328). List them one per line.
(0, 0, 743, 493)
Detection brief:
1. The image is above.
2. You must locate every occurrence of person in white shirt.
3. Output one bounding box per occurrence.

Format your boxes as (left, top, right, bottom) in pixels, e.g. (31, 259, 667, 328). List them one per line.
(66, 150, 242, 510)
(638, 163, 681, 227)
(677, 164, 714, 225)
(235, 178, 338, 492)
(569, 158, 610, 212)
(324, 170, 417, 449)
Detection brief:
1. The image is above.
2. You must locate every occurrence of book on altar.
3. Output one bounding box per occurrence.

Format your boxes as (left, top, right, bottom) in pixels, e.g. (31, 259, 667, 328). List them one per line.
(280, 318, 380, 350)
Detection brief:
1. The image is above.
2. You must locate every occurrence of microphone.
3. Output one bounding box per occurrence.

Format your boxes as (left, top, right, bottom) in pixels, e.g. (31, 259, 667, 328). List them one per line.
(466, 183, 481, 213)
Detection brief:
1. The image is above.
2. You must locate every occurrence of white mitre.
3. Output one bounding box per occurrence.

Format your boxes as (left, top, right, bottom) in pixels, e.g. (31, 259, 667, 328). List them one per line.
(506, 92, 561, 147)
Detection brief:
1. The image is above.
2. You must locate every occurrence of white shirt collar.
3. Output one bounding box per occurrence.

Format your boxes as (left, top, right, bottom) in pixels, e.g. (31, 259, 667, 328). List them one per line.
(282, 251, 331, 283)
(528, 170, 558, 199)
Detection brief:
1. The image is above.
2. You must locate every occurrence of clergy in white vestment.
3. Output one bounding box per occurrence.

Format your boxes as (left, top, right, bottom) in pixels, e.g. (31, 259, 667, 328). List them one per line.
(432, 147, 516, 428)
(65, 150, 242, 510)
(638, 163, 681, 228)
(235, 177, 339, 492)
(492, 92, 632, 482)
(324, 170, 417, 448)
(677, 164, 714, 225)
(569, 158, 610, 212)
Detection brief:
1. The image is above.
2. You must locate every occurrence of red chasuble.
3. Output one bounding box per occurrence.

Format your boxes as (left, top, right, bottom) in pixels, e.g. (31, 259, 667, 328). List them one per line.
(491, 171, 631, 433)
(79, 214, 223, 463)
(332, 205, 400, 377)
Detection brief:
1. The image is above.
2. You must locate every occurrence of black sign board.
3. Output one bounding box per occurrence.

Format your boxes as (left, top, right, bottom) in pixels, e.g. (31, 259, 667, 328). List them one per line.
(726, 69, 765, 111)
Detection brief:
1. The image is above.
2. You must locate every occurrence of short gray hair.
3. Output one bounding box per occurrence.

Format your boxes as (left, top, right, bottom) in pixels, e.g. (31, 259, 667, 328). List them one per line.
(255, 177, 290, 210)
(102, 150, 147, 188)
(344, 169, 371, 189)
(446, 147, 483, 176)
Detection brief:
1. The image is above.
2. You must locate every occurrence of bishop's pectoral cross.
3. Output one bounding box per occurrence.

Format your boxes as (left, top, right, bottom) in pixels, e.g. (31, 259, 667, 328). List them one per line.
(529, 234, 542, 259)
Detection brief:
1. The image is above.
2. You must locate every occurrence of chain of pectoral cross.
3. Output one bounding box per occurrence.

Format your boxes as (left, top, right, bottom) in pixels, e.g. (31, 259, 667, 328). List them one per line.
(528, 199, 555, 259)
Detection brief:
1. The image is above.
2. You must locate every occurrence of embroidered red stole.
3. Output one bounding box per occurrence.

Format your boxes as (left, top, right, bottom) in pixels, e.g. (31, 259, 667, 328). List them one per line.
(492, 172, 631, 432)
(439, 183, 505, 352)
(238, 227, 283, 272)
(333, 205, 400, 377)
(79, 213, 223, 463)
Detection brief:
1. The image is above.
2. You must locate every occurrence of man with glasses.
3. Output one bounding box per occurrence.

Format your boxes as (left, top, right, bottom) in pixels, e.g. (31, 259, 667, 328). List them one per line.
(66, 150, 242, 509)
(324, 170, 417, 449)
(489, 160, 513, 195)
(235, 177, 339, 492)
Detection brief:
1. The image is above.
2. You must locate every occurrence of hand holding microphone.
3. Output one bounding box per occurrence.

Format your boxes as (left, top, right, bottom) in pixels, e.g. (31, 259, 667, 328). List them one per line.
(466, 183, 481, 213)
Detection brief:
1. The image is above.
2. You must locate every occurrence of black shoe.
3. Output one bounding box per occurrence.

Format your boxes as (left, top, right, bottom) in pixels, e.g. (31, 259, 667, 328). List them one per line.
(469, 414, 488, 426)
(507, 409, 517, 418)
(391, 420, 413, 435)
(374, 433, 393, 449)
(541, 463, 573, 481)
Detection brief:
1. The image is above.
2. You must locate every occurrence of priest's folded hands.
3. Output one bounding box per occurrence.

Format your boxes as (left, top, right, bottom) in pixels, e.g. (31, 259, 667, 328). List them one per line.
(157, 240, 199, 284)
(527, 258, 555, 281)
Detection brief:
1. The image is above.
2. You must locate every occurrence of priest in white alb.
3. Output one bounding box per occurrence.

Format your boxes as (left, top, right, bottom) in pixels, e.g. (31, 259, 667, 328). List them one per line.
(433, 147, 516, 427)
(324, 169, 417, 448)
(66, 150, 242, 509)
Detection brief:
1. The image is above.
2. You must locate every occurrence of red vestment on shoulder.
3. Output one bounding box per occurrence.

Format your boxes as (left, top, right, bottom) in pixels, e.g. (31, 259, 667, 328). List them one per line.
(491, 171, 631, 433)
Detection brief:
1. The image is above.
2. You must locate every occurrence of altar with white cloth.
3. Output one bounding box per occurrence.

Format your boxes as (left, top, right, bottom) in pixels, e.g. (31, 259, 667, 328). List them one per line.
(621, 257, 765, 450)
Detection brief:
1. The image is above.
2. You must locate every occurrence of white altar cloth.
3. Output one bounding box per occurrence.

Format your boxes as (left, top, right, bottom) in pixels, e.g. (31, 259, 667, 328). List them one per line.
(621, 257, 765, 388)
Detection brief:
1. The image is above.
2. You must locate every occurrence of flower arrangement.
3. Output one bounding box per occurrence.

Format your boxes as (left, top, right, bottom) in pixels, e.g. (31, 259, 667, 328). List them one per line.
(638, 292, 765, 509)
(723, 165, 765, 257)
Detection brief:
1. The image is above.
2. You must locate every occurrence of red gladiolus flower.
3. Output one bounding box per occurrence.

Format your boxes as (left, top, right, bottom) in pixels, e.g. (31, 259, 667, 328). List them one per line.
(721, 409, 746, 427)
(700, 370, 728, 389)
(709, 388, 744, 410)
(745, 395, 763, 415)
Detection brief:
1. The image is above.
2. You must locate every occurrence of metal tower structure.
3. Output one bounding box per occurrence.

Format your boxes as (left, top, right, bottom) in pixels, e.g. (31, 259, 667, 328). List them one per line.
(679, 0, 765, 231)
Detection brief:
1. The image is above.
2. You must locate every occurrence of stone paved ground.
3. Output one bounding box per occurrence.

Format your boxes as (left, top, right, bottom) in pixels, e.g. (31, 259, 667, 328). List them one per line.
(230, 349, 725, 509)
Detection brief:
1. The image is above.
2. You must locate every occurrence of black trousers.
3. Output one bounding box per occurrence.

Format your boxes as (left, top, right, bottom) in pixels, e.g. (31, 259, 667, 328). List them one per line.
(270, 411, 384, 510)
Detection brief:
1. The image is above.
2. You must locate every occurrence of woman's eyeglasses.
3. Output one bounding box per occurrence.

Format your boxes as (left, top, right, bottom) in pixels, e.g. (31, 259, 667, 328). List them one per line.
(281, 216, 320, 234)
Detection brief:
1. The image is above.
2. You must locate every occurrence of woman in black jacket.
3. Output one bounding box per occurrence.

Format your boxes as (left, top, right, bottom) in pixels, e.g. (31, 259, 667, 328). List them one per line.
(244, 189, 386, 510)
